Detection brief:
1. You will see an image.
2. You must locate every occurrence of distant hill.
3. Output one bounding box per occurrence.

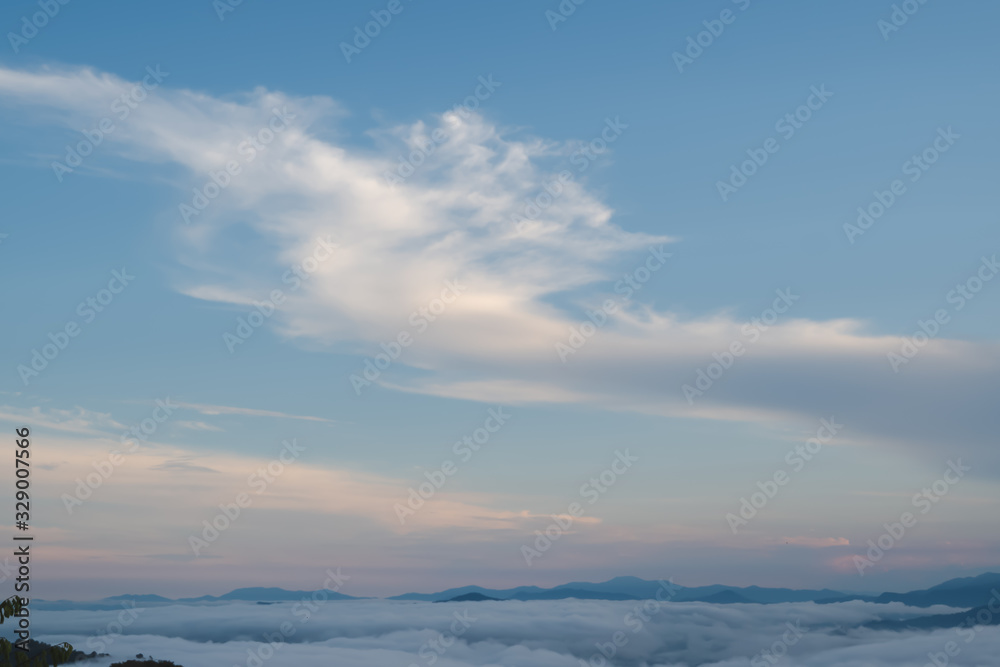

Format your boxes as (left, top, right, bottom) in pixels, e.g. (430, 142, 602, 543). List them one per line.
(390, 585, 547, 602)
(510, 588, 640, 601)
(391, 576, 846, 604)
(434, 592, 501, 602)
(102, 594, 173, 604)
(34, 586, 363, 611)
(390, 572, 1000, 606)
(699, 590, 755, 604)
(31, 571, 1000, 610)
(926, 572, 1000, 591)
(549, 576, 666, 599)
(673, 584, 845, 604)
(184, 586, 360, 602)
(818, 572, 1000, 608)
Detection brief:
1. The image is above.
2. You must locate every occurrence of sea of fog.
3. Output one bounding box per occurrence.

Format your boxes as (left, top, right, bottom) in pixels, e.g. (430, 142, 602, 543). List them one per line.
(25, 598, 1000, 667)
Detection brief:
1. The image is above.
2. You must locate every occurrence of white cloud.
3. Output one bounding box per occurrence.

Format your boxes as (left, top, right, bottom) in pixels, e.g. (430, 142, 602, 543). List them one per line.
(172, 402, 333, 423)
(175, 421, 224, 432)
(1, 64, 998, 473)
(778, 536, 851, 548)
(0, 404, 126, 434)
(32, 600, 1000, 667)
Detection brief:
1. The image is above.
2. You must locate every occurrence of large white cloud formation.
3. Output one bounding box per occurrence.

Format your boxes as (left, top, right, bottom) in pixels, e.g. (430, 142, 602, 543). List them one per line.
(0, 64, 998, 475)
(28, 599, 1000, 667)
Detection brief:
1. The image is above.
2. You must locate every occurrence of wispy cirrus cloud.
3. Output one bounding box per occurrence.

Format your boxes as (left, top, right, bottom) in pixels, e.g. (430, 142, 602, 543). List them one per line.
(0, 404, 126, 434)
(778, 536, 851, 548)
(172, 401, 334, 423)
(150, 457, 222, 474)
(175, 420, 224, 432)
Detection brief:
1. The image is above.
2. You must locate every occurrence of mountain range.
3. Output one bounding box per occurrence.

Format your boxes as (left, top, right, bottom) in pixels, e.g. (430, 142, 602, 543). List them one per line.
(815, 572, 1000, 608)
(388, 575, 845, 603)
(35, 572, 1000, 612)
(35, 587, 361, 611)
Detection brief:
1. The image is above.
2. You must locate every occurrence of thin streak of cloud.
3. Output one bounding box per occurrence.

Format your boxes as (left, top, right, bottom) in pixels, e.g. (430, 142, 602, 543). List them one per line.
(0, 405, 126, 434)
(173, 401, 334, 423)
(175, 420, 224, 432)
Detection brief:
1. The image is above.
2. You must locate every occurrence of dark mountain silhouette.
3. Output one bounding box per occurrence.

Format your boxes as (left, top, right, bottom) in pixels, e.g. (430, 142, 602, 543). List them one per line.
(110, 658, 181, 667)
(183, 586, 360, 602)
(32, 571, 1000, 610)
(434, 592, 501, 602)
(673, 584, 845, 604)
(390, 584, 545, 602)
(103, 594, 173, 604)
(391, 576, 845, 603)
(35, 586, 362, 611)
(699, 590, 755, 604)
(391, 572, 1000, 605)
(550, 576, 664, 598)
(818, 572, 1000, 608)
(509, 588, 640, 601)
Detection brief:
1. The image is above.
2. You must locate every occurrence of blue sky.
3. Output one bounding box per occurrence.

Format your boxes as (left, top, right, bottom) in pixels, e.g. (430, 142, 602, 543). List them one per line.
(0, 0, 998, 599)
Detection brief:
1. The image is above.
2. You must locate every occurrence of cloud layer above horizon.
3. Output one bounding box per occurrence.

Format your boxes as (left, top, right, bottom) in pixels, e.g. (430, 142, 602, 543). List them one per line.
(0, 63, 997, 475)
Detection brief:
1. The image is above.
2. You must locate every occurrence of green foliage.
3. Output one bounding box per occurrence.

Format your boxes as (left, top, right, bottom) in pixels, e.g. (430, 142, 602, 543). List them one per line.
(0, 598, 181, 667)
(0, 596, 75, 666)
(110, 658, 182, 667)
